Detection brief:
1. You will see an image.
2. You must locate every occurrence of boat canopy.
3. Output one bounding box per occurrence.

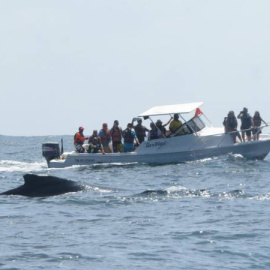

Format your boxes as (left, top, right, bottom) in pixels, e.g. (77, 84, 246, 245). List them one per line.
(138, 102, 203, 117)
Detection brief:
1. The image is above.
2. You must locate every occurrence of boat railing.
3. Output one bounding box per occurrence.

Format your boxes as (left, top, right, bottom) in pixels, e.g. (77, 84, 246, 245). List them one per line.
(251, 124, 269, 138)
(189, 125, 269, 150)
(217, 124, 269, 146)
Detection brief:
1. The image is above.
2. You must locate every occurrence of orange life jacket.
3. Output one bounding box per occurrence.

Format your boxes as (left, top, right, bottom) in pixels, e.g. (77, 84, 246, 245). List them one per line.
(74, 132, 87, 145)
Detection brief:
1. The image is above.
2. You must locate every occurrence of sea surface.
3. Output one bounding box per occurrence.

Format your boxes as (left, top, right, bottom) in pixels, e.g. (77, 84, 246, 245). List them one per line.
(1, 135, 270, 270)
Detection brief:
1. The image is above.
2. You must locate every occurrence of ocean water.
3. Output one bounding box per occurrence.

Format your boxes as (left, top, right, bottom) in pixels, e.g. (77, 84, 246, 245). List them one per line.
(1, 135, 270, 270)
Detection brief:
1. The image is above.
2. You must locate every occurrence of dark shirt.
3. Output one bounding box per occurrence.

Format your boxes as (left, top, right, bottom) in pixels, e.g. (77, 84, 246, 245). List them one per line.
(134, 124, 148, 143)
(240, 113, 252, 129)
(226, 116, 238, 131)
(88, 135, 101, 144)
(253, 116, 262, 127)
(88, 142, 101, 153)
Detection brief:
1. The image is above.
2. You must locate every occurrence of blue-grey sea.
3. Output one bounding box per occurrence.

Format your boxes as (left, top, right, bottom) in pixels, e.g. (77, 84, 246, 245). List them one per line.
(1, 135, 270, 270)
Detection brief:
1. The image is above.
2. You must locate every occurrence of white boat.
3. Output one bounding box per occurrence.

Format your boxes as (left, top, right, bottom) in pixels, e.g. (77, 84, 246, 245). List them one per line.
(42, 102, 270, 168)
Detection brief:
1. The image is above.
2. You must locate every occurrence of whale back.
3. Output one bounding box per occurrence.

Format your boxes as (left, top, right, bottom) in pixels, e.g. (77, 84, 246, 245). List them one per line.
(1, 174, 85, 197)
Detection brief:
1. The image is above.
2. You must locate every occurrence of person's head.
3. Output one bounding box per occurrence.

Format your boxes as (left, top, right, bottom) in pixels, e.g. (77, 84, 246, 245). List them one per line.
(92, 130, 98, 136)
(174, 114, 179, 120)
(79, 126, 84, 132)
(102, 123, 108, 129)
(254, 111, 260, 117)
(228, 111, 234, 117)
(150, 122, 156, 129)
(156, 119, 162, 126)
(114, 120, 119, 126)
(243, 107, 248, 114)
(127, 123, 132, 129)
(137, 119, 142, 124)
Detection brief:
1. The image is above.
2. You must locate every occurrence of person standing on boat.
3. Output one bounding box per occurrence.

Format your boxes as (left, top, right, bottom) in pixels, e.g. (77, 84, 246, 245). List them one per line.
(147, 122, 162, 140)
(132, 118, 149, 143)
(122, 123, 139, 152)
(98, 123, 112, 153)
(223, 111, 242, 143)
(237, 107, 253, 142)
(110, 120, 123, 153)
(252, 111, 267, 140)
(74, 126, 88, 153)
(169, 114, 184, 136)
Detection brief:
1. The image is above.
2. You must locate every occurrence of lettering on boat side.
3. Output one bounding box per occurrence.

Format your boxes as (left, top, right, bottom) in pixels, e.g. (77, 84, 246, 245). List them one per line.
(75, 159, 95, 163)
(145, 141, 167, 149)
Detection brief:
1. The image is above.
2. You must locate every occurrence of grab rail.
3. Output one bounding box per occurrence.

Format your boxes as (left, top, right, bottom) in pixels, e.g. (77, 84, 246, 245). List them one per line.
(191, 125, 269, 150)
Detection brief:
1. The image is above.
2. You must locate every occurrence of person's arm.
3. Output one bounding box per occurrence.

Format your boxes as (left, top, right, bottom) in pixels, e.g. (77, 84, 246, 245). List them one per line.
(135, 135, 140, 145)
(131, 119, 135, 128)
(74, 133, 79, 144)
(135, 138, 140, 145)
(100, 144, 105, 154)
(106, 130, 112, 141)
(237, 111, 242, 119)
(251, 117, 254, 128)
(144, 126, 149, 132)
(163, 116, 173, 127)
(133, 132, 140, 145)
(261, 117, 267, 125)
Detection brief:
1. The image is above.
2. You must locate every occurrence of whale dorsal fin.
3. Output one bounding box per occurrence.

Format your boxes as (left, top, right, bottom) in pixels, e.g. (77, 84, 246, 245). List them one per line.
(23, 174, 69, 186)
(23, 174, 45, 186)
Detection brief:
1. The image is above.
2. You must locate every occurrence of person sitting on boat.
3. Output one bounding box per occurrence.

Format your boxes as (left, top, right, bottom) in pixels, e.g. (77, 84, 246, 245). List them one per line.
(122, 123, 140, 152)
(88, 130, 101, 144)
(252, 111, 267, 141)
(223, 111, 242, 143)
(148, 122, 162, 140)
(237, 107, 253, 142)
(74, 126, 88, 153)
(169, 114, 184, 136)
(87, 137, 105, 154)
(110, 120, 123, 153)
(155, 118, 172, 137)
(132, 118, 149, 143)
(98, 123, 112, 153)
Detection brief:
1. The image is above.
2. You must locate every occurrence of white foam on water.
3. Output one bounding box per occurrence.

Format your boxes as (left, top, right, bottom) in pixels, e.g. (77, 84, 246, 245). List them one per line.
(0, 160, 47, 172)
(166, 186, 187, 192)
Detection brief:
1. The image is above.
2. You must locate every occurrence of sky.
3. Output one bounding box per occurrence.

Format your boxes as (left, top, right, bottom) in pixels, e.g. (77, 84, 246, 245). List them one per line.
(1, 0, 270, 136)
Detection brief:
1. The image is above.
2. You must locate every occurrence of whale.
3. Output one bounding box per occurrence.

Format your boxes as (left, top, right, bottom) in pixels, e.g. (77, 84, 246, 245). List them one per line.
(0, 174, 85, 197)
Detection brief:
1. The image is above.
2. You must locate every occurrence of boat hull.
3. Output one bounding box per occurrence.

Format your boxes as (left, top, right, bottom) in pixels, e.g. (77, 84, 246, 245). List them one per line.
(48, 137, 270, 168)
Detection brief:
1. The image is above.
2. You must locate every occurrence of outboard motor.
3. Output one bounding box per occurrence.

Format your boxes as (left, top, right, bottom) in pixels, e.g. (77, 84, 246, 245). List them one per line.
(42, 142, 61, 165)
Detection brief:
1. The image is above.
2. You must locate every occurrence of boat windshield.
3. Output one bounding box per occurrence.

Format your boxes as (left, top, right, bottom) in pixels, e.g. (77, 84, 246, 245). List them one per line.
(175, 115, 206, 135)
(186, 115, 206, 133)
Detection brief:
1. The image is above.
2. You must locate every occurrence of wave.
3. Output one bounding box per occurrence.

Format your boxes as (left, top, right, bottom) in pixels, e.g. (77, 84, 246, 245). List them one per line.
(128, 187, 252, 201)
(0, 160, 47, 172)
